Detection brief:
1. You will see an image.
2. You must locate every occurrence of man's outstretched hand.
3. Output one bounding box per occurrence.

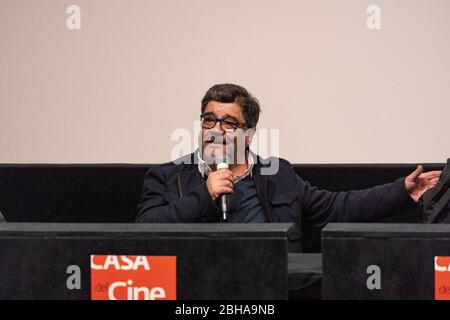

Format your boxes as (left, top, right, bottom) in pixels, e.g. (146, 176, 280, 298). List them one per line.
(405, 165, 442, 202)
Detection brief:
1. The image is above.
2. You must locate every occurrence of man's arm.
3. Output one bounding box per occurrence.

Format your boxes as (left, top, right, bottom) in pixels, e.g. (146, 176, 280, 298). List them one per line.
(136, 166, 219, 223)
(298, 175, 421, 227)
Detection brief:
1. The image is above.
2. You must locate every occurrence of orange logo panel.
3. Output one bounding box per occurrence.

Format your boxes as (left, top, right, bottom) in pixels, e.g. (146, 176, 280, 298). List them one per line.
(90, 255, 176, 300)
(435, 256, 450, 300)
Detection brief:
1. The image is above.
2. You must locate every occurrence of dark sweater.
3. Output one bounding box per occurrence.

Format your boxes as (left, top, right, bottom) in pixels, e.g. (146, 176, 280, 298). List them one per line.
(226, 175, 265, 223)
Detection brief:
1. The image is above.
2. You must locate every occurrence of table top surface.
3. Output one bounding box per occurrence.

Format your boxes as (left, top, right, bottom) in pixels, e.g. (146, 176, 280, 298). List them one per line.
(323, 222, 450, 238)
(0, 222, 295, 238)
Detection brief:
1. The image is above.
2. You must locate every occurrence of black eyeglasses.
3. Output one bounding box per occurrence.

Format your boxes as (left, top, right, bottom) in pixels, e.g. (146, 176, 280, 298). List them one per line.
(200, 113, 248, 131)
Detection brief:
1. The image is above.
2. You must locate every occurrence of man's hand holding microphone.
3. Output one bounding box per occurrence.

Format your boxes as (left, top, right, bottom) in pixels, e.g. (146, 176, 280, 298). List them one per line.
(206, 156, 235, 221)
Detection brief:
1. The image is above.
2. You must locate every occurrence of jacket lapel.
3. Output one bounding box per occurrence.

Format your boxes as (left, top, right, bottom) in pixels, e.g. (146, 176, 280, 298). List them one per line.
(177, 153, 204, 197)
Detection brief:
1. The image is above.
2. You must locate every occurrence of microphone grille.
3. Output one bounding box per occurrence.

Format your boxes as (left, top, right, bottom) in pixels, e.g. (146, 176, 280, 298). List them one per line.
(217, 162, 229, 170)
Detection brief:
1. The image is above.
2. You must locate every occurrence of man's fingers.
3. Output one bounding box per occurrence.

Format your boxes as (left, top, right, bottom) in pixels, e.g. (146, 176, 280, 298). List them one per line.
(409, 164, 423, 178)
(429, 177, 440, 186)
(221, 176, 235, 184)
(216, 187, 233, 194)
(408, 165, 423, 180)
(216, 170, 235, 182)
(219, 180, 234, 189)
(419, 170, 442, 180)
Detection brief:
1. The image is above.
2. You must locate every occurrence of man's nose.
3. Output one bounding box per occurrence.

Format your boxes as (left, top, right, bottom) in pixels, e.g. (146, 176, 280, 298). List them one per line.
(212, 121, 227, 135)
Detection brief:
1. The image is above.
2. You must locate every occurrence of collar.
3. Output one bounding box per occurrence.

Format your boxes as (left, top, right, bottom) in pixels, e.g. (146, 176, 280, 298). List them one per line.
(197, 150, 255, 182)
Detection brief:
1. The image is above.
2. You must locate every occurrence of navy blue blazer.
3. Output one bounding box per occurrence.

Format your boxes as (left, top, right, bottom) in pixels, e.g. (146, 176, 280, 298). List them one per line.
(136, 152, 420, 233)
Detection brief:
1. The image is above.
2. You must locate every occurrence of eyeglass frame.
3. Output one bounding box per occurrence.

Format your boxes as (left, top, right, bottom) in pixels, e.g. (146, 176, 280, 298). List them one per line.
(200, 112, 249, 131)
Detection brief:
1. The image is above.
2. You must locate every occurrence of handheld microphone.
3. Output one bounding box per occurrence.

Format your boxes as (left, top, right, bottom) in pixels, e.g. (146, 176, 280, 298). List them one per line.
(215, 155, 230, 221)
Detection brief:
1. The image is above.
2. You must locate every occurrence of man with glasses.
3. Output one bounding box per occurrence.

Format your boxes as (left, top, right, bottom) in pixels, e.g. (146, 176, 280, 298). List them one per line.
(136, 84, 442, 242)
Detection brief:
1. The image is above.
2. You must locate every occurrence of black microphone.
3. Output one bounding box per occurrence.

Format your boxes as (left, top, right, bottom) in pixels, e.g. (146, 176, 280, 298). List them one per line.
(215, 155, 230, 221)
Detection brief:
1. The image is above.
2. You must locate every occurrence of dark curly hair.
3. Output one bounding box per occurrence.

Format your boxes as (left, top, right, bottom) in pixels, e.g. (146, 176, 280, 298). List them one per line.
(201, 83, 261, 128)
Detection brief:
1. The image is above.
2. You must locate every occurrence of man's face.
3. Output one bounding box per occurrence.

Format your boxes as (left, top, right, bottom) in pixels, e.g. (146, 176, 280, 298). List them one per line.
(200, 101, 254, 165)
